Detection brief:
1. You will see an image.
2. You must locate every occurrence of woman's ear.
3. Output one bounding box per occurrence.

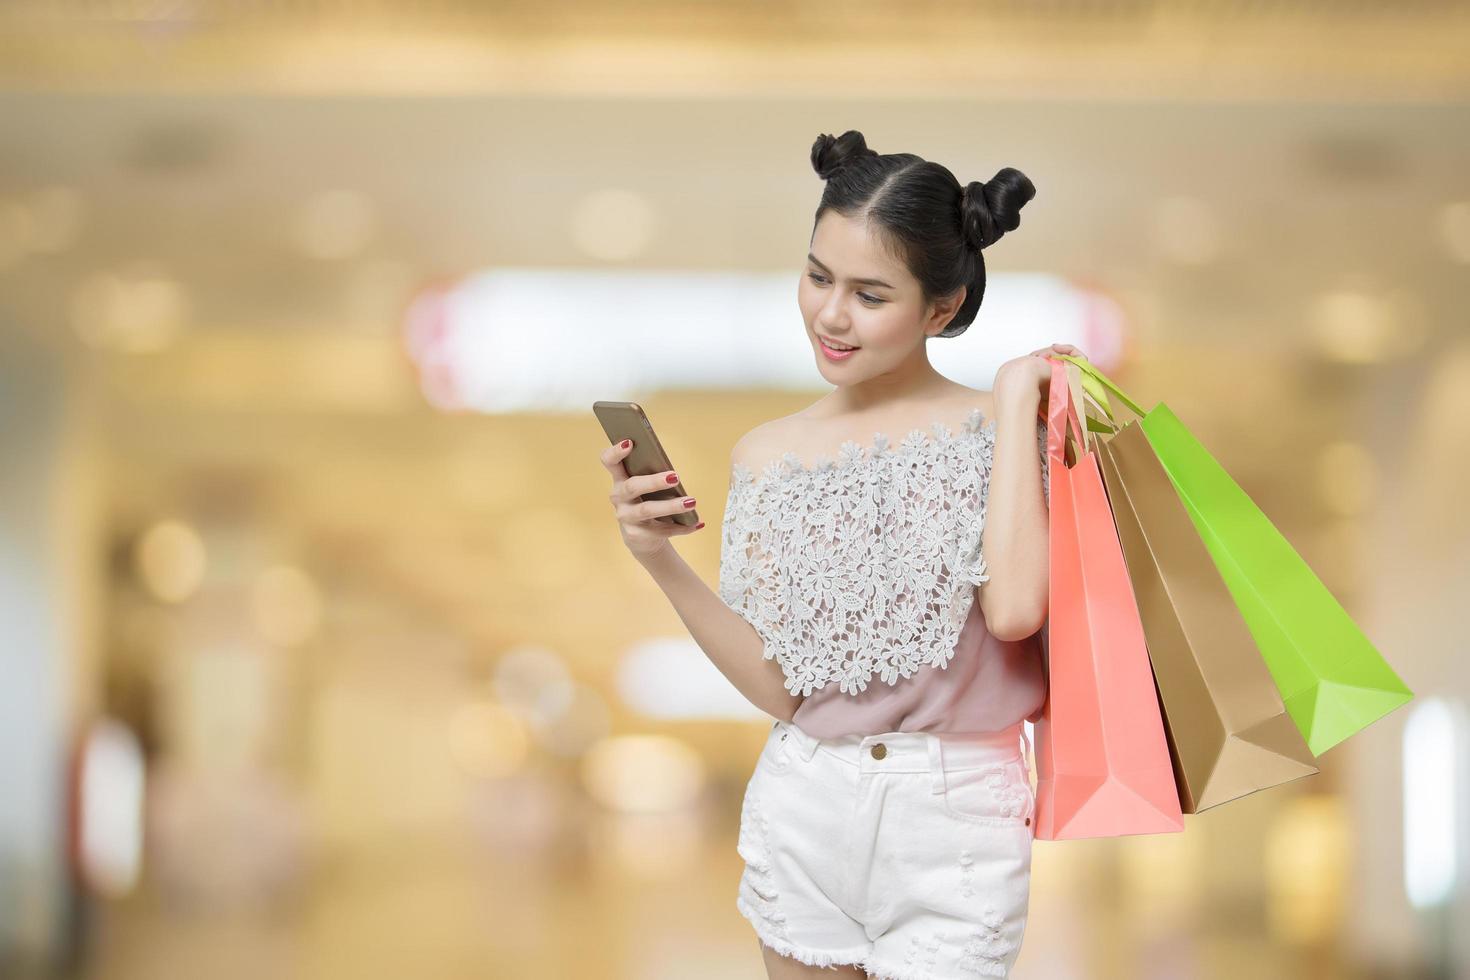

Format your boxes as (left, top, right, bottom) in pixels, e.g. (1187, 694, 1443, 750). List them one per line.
(925, 286, 966, 336)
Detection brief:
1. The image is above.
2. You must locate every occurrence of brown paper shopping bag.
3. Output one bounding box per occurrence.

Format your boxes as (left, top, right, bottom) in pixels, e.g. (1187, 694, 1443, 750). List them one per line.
(1093, 422, 1319, 813)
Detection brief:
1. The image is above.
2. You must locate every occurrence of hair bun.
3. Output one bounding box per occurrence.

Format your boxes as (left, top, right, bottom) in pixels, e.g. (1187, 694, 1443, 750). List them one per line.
(961, 167, 1035, 250)
(810, 130, 878, 181)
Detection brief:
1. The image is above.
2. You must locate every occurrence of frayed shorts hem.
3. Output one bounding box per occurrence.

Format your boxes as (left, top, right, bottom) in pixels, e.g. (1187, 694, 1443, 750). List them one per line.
(860, 957, 1004, 980)
(736, 895, 1015, 979)
(735, 894, 871, 971)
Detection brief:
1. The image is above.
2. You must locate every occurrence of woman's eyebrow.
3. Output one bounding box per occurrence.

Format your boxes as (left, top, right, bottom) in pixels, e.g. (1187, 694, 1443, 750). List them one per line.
(807, 253, 894, 290)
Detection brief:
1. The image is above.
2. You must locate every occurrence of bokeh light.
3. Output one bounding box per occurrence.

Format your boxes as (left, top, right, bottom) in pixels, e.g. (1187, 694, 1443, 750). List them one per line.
(446, 700, 531, 779)
(579, 734, 706, 813)
(133, 520, 207, 603)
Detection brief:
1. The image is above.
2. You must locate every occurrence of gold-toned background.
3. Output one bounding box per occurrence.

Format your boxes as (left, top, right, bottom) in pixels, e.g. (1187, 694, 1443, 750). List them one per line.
(1, 3, 1467, 978)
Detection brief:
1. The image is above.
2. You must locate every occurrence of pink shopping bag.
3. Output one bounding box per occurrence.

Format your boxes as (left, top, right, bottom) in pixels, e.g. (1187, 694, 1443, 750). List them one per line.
(1032, 357, 1185, 839)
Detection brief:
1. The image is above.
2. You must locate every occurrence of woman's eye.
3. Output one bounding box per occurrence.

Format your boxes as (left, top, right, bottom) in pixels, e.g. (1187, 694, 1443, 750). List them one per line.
(807, 273, 883, 305)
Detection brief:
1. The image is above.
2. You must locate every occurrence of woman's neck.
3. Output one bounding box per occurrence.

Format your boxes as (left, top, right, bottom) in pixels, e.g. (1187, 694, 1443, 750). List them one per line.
(825, 352, 957, 416)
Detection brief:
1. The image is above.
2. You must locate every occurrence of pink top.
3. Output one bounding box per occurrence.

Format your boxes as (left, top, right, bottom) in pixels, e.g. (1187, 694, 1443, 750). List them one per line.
(718, 407, 1049, 739)
(791, 597, 1047, 739)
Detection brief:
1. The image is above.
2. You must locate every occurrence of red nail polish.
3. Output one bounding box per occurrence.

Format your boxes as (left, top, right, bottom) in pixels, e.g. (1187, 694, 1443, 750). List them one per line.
(620, 439, 630, 449)
(666, 473, 678, 484)
(694, 522, 705, 529)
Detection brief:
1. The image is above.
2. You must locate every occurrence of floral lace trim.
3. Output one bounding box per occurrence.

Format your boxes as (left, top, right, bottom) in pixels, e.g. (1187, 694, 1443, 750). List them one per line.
(719, 407, 1050, 698)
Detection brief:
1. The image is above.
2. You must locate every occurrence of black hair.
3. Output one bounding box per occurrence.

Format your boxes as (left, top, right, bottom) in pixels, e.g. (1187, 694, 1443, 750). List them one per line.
(809, 130, 1035, 338)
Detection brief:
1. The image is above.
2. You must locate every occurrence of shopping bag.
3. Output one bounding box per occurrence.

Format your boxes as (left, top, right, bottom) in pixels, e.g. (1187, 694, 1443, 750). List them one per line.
(1091, 416, 1319, 812)
(1055, 354, 1413, 756)
(1032, 357, 1185, 839)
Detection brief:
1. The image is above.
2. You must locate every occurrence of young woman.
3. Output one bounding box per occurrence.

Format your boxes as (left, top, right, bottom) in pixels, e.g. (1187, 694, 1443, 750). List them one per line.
(601, 129, 1083, 979)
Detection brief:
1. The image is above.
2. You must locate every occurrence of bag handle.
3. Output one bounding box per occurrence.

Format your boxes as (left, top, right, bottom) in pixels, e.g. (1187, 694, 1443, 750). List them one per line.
(1045, 356, 1089, 465)
(1064, 360, 1100, 449)
(1053, 353, 1149, 423)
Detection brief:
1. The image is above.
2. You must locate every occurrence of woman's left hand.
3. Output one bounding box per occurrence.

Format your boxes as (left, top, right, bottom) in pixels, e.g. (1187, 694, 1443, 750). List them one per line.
(994, 343, 1087, 420)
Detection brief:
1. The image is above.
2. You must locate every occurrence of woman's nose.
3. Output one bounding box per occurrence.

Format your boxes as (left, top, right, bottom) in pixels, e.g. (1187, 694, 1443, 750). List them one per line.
(819, 297, 849, 327)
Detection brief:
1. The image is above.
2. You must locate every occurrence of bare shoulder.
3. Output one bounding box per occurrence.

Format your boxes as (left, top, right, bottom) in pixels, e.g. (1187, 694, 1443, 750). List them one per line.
(950, 383, 997, 420)
(730, 414, 801, 469)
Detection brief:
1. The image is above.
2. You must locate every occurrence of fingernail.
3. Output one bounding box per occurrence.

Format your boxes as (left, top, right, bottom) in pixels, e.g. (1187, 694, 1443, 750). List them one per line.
(694, 522, 705, 530)
(683, 497, 696, 507)
(620, 439, 630, 449)
(665, 473, 678, 484)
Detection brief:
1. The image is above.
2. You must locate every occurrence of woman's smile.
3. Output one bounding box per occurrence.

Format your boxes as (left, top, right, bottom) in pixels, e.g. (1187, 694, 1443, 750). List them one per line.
(817, 334, 861, 360)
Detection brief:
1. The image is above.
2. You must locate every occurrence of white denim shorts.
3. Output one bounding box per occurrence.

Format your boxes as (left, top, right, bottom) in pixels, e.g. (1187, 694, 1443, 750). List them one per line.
(736, 718, 1036, 980)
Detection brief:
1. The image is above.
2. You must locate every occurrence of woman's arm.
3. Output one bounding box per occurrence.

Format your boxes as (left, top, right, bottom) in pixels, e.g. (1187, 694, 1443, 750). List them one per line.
(636, 545, 805, 721)
(601, 429, 804, 722)
(979, 343, 1085, 639)
(976, 384, 1050, 642)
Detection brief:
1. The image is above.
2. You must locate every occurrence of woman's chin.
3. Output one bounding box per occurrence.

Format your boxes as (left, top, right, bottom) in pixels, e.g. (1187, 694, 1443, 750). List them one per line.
(816, 356, 868, 385)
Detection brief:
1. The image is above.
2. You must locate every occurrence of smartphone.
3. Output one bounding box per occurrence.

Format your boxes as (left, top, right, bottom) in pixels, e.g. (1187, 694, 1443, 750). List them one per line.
(593, 400, 699, 527)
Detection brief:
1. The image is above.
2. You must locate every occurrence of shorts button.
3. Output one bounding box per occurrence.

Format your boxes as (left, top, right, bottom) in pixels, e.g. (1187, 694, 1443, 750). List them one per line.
(1025, 817, 1031, 826)
(870, 743, 886, 760)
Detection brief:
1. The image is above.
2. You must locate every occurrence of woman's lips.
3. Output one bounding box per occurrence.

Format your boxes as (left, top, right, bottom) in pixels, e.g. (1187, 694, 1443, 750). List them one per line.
(818, 336, 860, 361)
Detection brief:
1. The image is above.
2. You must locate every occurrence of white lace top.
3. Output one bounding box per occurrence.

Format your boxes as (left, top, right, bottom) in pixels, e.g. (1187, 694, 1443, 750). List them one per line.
(718, 407, 1050, 702)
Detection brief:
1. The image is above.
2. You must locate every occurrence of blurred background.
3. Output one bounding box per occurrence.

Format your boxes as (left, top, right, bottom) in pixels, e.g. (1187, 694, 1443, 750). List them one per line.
(1, 2, 1468, 978)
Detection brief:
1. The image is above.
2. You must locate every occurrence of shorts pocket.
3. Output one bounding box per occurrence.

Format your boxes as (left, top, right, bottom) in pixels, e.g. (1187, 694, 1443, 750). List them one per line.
(939, 758, 1032, 828)
(758, 721, 797, 774)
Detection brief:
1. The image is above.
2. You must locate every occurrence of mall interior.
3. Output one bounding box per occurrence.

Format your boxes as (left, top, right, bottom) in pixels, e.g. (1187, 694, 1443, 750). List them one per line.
(1, 3, 1468, 978)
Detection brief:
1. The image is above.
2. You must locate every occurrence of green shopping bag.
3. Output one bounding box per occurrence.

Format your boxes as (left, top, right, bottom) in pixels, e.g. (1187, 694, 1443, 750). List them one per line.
(1055, 354, 1413, 756)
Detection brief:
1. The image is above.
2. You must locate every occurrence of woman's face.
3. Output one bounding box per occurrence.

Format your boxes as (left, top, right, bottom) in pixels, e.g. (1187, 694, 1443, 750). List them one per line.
(797, 210, 962, 386)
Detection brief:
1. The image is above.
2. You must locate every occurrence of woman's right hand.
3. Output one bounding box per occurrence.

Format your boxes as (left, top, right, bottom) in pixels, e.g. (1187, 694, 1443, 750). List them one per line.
(601, 437, 705, 562)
